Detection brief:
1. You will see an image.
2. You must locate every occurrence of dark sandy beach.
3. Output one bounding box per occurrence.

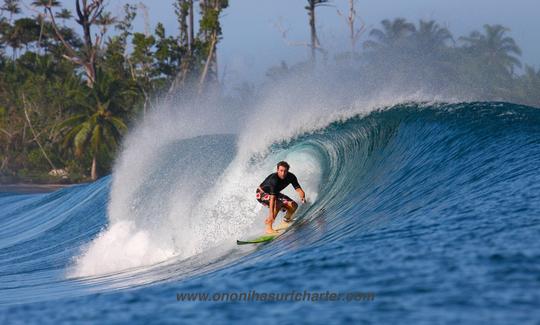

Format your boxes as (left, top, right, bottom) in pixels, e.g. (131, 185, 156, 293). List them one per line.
(0, 183, 76, 194)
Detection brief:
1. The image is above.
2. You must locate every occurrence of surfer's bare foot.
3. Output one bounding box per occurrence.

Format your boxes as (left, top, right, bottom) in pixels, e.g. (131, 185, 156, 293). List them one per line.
(278, 218, 292, 228)
(265, 226, 279, 234)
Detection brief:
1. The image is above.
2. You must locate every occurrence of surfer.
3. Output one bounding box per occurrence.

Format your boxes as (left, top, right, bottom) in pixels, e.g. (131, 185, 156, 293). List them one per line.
(256, 161, 306, 234)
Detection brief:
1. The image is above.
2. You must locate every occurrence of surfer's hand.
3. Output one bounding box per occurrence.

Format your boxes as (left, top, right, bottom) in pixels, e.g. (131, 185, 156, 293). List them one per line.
(301, 197, 306, 204)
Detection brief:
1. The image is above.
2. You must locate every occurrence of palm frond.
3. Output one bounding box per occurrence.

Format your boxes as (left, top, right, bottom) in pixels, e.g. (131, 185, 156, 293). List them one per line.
(74, 121, 92, 157)
(62, 123, 84, 148)
(55, 114, 87, 131)
(108, 116, 128, 134)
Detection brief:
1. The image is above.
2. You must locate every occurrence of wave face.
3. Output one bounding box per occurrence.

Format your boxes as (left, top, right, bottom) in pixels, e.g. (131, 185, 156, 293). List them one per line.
(1, 102, 539, 323)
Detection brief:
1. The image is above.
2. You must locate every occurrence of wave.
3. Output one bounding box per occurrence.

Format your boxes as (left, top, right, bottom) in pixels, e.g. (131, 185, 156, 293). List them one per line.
(1, 100, 539, 305)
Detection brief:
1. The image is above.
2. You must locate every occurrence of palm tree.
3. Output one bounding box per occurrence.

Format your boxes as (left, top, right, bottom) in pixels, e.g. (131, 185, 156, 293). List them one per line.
(3, 22, 21, 59)
(54, 8, 72, 25)
(460, 24, 522, 74)
(523, 66, 540, 86)
(12, 18, 41, 52)
(56, 71, 133, 180)
(0, 18, 8, 55)
(31, 0, 61, 51)
(31, 0, 60, 9)
(364, 18, 416, 49)
(45, 24, 83, 55)
(413, 20, 453, 51)
(95, 11, 116, 28)
(1, 0, 21, 23)
(519, 66, 540, 106)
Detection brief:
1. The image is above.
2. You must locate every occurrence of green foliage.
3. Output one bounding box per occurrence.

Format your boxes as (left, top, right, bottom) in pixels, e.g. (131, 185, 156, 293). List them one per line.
(131, 32, 156, 69)
(351, 18, 537, 102)
(173, 0, 189, 47)
(199, 8, 220, 34)
(154, 23, 183, 78)
(1, 0, 21, 19)
(31, 0, 60, 9)
(460, 24, 522, 74)
(2, 2, 536, 185)
(101, 37, 132, 83)
(55, 8, 72, 21)
(116, 4, 137, 37)
(27, 148, 48, 170)
(56, 69, 133, 164)
(12, 18, 41, 47)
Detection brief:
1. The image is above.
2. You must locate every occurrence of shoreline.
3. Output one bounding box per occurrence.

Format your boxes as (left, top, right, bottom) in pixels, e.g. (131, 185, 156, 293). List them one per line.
(0, 183, 78, 194)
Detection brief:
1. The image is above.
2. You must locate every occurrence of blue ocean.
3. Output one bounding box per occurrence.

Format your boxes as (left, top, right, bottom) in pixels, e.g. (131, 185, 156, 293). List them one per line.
(1, 102, 539, 324)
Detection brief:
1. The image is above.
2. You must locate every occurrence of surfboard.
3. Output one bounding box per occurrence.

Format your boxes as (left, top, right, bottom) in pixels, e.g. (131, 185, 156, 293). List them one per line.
(236, 219, 295, 245)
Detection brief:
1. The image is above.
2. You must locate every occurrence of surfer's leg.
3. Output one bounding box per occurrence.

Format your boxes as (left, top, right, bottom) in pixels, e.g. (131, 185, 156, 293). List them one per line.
(258, 189, 277, 233)
(283, 201, 298, 222)
(275, 200, 297, 230)
(265, 201, 282, 234)
(277, 193, 297, 222)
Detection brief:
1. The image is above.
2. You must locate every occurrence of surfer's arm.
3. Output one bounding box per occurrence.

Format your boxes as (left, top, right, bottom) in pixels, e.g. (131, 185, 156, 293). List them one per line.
(296, 188, 306, 203)
(291, 174, 305, 203)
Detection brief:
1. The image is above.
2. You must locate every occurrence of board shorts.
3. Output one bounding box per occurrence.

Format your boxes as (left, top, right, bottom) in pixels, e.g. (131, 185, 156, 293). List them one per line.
(256, 188, 293, 212)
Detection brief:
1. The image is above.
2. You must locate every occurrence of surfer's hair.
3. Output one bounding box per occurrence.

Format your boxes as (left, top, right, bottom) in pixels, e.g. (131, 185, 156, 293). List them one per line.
(277, 161, 290, 170)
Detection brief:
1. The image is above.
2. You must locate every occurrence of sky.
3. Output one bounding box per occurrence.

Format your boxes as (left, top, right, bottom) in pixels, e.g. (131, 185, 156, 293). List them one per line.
(137, 0, 540, 85)
(21, 1, 540, 86)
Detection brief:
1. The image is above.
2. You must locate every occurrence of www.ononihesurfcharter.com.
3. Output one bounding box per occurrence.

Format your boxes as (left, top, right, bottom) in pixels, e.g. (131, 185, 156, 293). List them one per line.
(176, 290, 375, 302)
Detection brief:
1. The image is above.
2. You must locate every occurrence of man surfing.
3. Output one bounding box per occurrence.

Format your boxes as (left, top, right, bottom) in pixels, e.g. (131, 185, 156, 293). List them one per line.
(256, 161, 306, 234)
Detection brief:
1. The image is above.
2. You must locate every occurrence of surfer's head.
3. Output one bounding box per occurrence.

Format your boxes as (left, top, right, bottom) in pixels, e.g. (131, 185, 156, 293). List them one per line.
(276, 161, 290, 179)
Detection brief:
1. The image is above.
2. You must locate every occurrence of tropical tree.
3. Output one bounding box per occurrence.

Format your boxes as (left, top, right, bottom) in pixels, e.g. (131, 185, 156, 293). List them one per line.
(305, 0, 330, 61)
(1, 0, 21, 23)
(3, 20, 22, 59)
(413, 20, 453, 51)
(131, 31, 156, 114)
(95, 10, 116, 28)
(55, 8, 72, 25)
(100, 4, 136, 79)
(460, 24, 522, 74)
(154, 22, 182, 81)
(0, 18, 7, 55)
(517, 66, 540, 107)
(197, 0, 229, 94)
(46, 0, 107, 88)
(457, 24, 522, 98)
(363, 18, 416, 50)
(56, 70, 134, 180)
(31, 0, 61, 51)
(11, 18, 41, 51)
(43, 24, 83, 56)
(31, 0, 60, 8)
(336, 0, 365, 59)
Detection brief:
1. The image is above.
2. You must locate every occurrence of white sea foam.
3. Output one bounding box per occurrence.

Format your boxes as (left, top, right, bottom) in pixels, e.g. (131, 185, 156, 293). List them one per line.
(70, 72, 455, 277)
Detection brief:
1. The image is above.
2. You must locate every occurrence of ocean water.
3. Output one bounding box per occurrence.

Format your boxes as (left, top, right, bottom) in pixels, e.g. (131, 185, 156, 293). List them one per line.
(0, 102, 539, 324)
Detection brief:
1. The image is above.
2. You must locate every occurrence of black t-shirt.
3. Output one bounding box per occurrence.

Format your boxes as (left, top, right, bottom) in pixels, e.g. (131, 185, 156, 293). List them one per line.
(259, 172, 301, 195)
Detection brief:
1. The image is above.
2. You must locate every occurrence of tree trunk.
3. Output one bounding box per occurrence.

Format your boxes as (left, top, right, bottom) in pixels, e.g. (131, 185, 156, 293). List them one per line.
(177, 0, 188, 47)
(349, 0, 355, 55)
(91, 155, 97, 180)
(188, 0, 194, 53)
(308, 1, 317, 62)
(37, 13, 45, 54)
(47, 1, 103, 88)
(198, 31, 218, 95)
